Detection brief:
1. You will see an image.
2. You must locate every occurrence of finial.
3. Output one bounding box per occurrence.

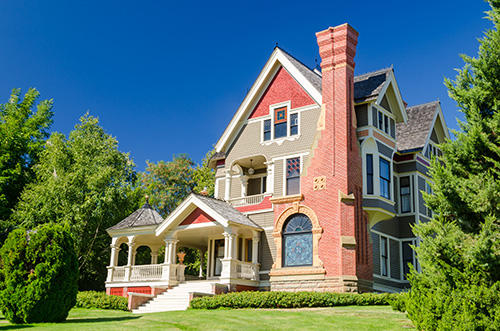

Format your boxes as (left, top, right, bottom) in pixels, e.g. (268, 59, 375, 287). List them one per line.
(145, 195, 149, 203)
(276, 42, 278, 47)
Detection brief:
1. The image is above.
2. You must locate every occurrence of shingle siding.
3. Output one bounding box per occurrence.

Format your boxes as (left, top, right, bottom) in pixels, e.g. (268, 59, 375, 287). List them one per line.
(355, 104, 369, 127)
(377, 141, 393, 159)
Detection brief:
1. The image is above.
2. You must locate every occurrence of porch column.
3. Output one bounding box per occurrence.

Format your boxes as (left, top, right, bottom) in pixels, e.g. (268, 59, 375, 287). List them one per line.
(151, 248, 159, 265)
(109, 244, 120, 267)
(252, 237, 260, 264)
(223, 232, 231, 259)
(164, 239, 178, 264)
(131, 247, 137, 265)
(171, 240, 178, 264)
(199, 249, 206, 278)
(233, 234, 239, 260)
(264, 161, 274, 194)
(241, 176, 248, 197)
(224, 170, 233, 201)
(127, 242, 136, 266)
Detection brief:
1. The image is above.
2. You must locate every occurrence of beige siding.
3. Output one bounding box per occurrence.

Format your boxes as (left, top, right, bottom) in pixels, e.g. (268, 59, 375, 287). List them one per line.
(230, 175, 242, 198)
(260, 229, 276, 271)
(222, 106, 320, 199)
(216, 177, 225, 199)
(248, 211, 274, 229)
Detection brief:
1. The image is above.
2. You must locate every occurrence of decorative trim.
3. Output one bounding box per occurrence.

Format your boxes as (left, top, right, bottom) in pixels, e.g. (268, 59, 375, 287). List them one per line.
(271, 204, 323, 270)
(269, 194, 303, 205)
(269, 267, 326, 276)
(338, 190, 355, 202)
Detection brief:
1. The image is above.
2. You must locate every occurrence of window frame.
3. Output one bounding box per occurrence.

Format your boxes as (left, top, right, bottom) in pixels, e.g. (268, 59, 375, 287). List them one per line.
(366, 154, 374, 195)
(286, 157, 301, 196)
(379, 157, 391, 199)
(399, 176, 411, 213)
(380, 236, 389, 277)
(282, 213, 313, 268)
(261, 102, 300, 143)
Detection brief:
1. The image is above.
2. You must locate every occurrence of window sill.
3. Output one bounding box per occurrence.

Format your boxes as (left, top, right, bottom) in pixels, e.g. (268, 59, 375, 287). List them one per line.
(261, 134, 300, 146)
(269, 194, 303, 205)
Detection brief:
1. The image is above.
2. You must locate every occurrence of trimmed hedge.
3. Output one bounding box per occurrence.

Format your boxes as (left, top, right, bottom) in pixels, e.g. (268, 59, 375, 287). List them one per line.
(76, 291, 128, 311)
(189, 291, 399, 309)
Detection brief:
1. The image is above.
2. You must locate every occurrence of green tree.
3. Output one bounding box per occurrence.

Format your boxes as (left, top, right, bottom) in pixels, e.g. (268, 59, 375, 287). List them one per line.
(193, 149, 216, 197)
(0, 223, 78, 324)
(142, 154, 195, 217)
(406, 1, 500, 328)
(0, 88, 53, 240)
(12, 114, 141, 290)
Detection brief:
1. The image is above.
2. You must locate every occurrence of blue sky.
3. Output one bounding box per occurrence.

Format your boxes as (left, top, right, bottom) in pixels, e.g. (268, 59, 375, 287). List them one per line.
(0, 1, 492, 171)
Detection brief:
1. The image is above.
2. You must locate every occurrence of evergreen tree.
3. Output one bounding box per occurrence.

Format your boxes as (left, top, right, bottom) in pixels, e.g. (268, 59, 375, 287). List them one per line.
(405, 2, 500, 328)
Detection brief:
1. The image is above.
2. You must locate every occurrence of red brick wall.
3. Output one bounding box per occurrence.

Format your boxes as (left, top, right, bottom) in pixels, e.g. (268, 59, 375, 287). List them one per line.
(248, 67, 315, 119)
(272, 24, 372, 286)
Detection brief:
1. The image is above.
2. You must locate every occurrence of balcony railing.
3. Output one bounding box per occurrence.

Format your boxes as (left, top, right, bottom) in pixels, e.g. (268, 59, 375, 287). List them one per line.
(130, 264, 163, 281)
(228, 193, 267, 207)
(236, 261, 259, 280)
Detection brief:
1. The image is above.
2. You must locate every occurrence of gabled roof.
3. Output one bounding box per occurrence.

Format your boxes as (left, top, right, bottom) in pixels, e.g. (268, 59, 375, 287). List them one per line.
(396, 101, 445, 153)
(354, 67, 393, 102)
(107, 201, 163, 231)
(155, 193, 262, 236)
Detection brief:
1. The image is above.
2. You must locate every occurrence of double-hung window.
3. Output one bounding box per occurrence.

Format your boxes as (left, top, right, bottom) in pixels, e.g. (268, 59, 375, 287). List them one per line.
(380, 158, 390, 199)
(286, 157, 300, 195)
(263, 119, 271, 141)
(290, 113, 298, 136)
(400, 176, 411, 213)
(380, 236, 388, 277)
(377, 110, 390, 135)
(366, 154, 373, 194)
(274, 106, 288, 139)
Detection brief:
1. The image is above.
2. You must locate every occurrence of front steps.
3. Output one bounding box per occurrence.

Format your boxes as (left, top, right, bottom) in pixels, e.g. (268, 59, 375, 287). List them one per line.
(133, 281, 215, 313)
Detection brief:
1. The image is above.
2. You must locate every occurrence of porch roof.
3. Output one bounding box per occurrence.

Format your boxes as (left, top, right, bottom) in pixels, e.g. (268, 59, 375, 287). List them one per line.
(156, 193, 262, 236)
(107, 200, 163, 231)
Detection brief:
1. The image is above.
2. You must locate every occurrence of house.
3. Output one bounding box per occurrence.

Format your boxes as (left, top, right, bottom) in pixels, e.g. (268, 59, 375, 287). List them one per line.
(105, 23, 449, 300)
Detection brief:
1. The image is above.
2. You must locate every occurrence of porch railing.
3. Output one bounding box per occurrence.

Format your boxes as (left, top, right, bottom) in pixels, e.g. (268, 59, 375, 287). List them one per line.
(236, 261, 258, 280)
(112, 267, 126, 281)
(130, 264, 163, 281)
(228, 194, 267, 207)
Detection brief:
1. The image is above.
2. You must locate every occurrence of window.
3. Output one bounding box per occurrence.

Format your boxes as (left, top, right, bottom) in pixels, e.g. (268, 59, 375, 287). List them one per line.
(380, 236, 388, 277)
(400, 176, 411, 213)
(377, 110, 390, 135)
(263, 119, 271, 141)
(283, 213, 313, 267)
(290, 113, 298, 135)
(366, 154, 373, 194)
(274, 106, 287, 138)
(426, 182, 433, 217)
(247, 176, 267, 196)
(402, 241, 414, 280)
(286, 158, 300, 195)
(379, 158, 390, 199)
(245, 239, 253, 262)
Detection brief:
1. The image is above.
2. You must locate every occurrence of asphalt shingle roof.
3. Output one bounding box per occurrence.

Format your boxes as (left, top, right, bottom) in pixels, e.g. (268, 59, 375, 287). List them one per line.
(107, 201, 163, 230)
(193, 193, 262, 229)
(396, 101, 439, 153)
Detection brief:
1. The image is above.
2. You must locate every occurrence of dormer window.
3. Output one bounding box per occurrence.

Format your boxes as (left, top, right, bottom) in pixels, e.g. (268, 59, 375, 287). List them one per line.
(262, 103, 299, 142)
(377, 110, 389, 135)
(425, 142, 442, 159)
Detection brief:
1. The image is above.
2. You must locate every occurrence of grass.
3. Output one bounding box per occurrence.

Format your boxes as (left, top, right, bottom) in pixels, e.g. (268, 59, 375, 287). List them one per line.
(0, 306, 413, 330)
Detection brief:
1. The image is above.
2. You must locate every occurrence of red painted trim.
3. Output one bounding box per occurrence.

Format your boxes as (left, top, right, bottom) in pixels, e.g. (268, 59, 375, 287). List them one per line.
(179, 207, 216, 226)
(236, 196, 272, 213)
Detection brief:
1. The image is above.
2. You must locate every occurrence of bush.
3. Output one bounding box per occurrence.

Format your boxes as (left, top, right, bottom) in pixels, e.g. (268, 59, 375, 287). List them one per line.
(190, 291, 398, 310)
(389, 292, 407, 313)
(0, 223, 79, 324)
(76, 291, 128, 311)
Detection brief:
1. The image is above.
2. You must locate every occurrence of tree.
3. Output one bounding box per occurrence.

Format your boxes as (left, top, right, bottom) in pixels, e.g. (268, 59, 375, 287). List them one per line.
(0, 223, 78, 324)
(193, 149, 216, 197)
(405, 1, 500, 328)
(12, 114, 141, 290)
(0, 88, 53, 241)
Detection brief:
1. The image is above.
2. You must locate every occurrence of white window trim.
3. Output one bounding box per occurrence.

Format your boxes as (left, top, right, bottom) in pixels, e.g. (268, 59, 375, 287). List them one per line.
(260, 101, 302, 146)
(282, 155, 302, 197)
(372, 104, 396, 141)
(398, 175, 413, 214)
(379, 156, 391, 200)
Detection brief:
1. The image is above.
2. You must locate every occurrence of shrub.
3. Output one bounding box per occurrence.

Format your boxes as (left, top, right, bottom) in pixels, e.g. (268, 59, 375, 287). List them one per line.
(190, 291, 398, 310)
(0, 223, 79, 324)
(76, 291, 128, 311)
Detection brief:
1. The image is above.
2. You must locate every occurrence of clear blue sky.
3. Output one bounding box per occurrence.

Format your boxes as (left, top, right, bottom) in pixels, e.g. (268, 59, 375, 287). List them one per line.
(0, 1, 492, 171)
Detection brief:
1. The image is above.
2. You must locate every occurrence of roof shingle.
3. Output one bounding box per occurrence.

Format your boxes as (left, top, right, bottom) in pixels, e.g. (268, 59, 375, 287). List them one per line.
(107, 201, 163, 230)
(396, 101, 439, 153)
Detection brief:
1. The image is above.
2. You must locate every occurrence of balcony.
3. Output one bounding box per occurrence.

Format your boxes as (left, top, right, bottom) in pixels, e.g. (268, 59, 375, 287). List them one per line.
(228, 193, 268, 207)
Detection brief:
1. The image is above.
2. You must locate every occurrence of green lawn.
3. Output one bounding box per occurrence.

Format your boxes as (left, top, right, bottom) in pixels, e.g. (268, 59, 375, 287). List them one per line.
(0, 306, 413, 330)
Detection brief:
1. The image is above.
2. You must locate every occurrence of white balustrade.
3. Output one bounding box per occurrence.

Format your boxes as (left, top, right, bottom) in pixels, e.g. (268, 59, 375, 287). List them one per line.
(228, 194, 266, 207)
(130, 264, 163, 281)
(236, 261, 258, 280)
(112, 267, 126, 281)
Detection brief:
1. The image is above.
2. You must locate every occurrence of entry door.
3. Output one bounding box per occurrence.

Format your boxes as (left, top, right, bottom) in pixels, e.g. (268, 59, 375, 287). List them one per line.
(213, 239, 224, 276)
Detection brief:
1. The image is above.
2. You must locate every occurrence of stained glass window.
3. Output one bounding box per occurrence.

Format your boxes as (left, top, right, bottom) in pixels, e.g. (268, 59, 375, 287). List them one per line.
(274, 106, 287, 138)
(283, 213, 313, 267)
(286, 157, 300, 195)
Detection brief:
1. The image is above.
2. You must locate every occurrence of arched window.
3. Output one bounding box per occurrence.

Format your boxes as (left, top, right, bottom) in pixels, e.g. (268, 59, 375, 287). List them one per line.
(283, 213, 313, 267)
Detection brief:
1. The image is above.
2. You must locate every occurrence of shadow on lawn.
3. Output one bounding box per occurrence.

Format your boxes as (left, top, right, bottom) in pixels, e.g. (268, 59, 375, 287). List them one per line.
(63, 315, 141, 324)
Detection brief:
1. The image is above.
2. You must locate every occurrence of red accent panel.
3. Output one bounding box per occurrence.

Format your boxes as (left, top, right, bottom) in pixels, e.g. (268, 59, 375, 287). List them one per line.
(394, 153, 414, 162)
(236, 196, 272, 213)
(127, 286, 151, 296)
(179, 207, 215, 226)
(109, 287, 125, 297)
(248, 67, 315, 119)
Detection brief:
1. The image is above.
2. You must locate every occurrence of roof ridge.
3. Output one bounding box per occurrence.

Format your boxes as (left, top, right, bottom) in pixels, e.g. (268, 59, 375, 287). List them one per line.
(354, 66, 393, 80)
(406, 100, 440, 110)
(276, 46, 321, 78)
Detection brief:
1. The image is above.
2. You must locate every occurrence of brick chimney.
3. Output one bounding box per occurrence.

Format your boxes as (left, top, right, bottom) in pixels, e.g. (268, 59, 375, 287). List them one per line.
(300, 24, 372, 292)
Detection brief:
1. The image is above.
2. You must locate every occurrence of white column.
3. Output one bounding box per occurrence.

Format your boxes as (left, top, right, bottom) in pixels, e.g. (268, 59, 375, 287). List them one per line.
(233, 234, 239, 260)
(199, 249, 205, 278)
(264, 161, 274, 194)
(110, 244, 120, 267)
(225, 170, 232, 201)
(127, 242, 136, 266)
(252, 237, 260, 264)
(223, 232, 230, 259)
(131, 247, 137, 265)
(164, 239, 172, 264)
(241, 176, 248, 197)
(151, 249, 159, 265)
(171, 240, 178, 264)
